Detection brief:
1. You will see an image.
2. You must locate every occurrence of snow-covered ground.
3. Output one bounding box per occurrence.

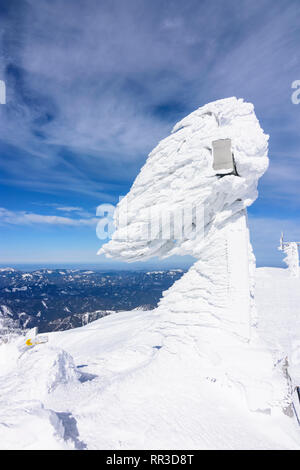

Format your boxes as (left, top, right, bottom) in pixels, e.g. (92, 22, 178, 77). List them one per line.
(256, 267, 300, 385)
(0, 266, 300, 450)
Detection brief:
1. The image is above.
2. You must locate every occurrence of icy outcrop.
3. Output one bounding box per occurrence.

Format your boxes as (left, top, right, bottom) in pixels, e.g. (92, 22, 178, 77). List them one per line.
(18, 346, 81, 397)
(0, 401, 69, 450)
(100, 97, 269, 339)
(281, 243, 299, 278)
(100, 97, 294, 414)
(100, 97, 268, 261)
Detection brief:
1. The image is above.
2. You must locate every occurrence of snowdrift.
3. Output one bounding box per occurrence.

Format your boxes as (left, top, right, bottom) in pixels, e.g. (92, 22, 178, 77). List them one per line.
(0, 268, 300, 449)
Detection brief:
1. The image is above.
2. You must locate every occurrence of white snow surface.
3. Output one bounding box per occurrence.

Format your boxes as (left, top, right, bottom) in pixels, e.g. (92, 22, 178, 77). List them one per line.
(0, 267, 300, 450)
(99, 97, 291, 415)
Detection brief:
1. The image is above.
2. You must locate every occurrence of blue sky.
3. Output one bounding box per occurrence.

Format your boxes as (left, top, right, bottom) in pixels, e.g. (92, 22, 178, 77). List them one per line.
(0, 0, 300, 268)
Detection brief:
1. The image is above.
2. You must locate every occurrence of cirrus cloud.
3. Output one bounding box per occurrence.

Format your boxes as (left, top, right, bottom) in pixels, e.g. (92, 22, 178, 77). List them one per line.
(0, 207, 98, 227)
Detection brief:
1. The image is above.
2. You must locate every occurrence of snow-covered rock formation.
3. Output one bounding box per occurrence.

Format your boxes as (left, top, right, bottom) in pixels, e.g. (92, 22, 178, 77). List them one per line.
(281, 242, 299, 278)
(100, 97, 268, 337)
(1, 98, 299, 450)
(100, 97, 292, 415)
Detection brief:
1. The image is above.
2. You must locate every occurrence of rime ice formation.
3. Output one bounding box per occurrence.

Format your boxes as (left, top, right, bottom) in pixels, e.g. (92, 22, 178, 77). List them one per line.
(100, 98, 270, 333)
(281, 243, 299, 278)
(100, 97, 269, 340)
(100, 97, 269, 263)
(100, 97, 293, 415)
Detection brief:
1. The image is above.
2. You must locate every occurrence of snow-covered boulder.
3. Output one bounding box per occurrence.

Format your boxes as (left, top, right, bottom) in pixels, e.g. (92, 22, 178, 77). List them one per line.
(1, 98, 298, 449)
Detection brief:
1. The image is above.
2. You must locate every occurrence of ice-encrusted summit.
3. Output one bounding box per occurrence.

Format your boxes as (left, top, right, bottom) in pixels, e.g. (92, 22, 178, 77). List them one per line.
(100, 97, 269, 261)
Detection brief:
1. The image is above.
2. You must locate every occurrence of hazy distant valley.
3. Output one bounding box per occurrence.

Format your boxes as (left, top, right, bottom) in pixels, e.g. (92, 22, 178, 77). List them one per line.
(0, 268, 184, 332)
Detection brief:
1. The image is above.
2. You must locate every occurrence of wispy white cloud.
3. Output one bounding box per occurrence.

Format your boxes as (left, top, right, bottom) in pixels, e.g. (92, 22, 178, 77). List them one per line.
(55, 206, 83, 212)
(0, 207, 98, 227)
(1, 0, 299, 203)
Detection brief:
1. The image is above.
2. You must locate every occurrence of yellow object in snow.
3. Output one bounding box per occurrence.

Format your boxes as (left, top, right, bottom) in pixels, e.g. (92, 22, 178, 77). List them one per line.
(25, 336, 48, 347)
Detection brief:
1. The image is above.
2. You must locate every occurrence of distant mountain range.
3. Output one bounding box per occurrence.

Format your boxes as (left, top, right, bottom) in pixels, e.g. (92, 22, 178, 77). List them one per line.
(0, 268, 184, 332)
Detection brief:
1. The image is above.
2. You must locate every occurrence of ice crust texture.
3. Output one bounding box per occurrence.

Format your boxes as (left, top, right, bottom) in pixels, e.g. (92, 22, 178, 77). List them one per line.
(100, 97, 269, 261)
